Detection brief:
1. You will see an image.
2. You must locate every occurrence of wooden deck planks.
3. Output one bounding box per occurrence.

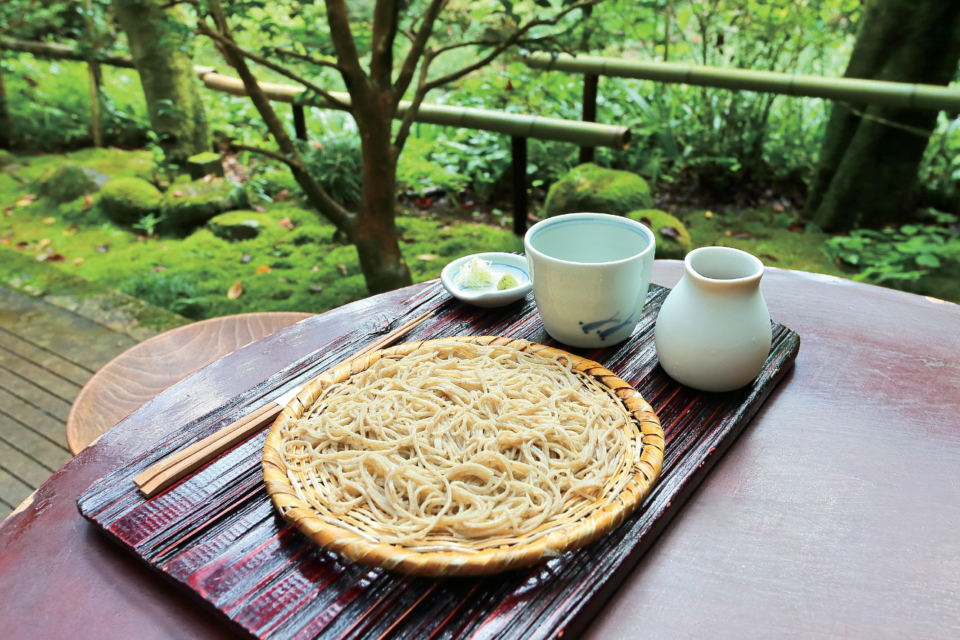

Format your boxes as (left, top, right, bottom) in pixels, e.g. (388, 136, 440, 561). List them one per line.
(0, 288, 142, 506)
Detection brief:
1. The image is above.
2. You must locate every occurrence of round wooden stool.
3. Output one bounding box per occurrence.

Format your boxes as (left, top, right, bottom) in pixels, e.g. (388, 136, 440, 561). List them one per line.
(66, 312, 312, 454)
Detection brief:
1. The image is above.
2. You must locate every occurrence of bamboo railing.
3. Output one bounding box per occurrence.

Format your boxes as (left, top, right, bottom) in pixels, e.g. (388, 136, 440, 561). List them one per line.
(526, 52, 960, 112)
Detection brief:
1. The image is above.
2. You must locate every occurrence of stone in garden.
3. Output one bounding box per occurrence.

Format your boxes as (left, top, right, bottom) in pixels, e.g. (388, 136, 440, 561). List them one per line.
(626, 209, 692, 260)
(99, 177, 163, 224)
(34, 162, 110, 204)
(207, 211, 274, 240)
(185, 152, 225, 180)
(160, 176, 241, 230)
(544, 163, 652, 218)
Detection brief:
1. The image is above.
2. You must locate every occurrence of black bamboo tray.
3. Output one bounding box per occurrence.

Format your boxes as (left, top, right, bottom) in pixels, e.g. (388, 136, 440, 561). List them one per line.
(78, 281, 800, 640)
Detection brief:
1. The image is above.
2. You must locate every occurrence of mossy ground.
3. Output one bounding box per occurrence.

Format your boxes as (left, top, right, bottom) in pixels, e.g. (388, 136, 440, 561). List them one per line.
(1, 149, 522, 320)
(2, 149, 957, 321)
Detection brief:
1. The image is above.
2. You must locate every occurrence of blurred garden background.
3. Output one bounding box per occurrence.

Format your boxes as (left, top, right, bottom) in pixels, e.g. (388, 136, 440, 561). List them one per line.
(2, 0, 959, 326)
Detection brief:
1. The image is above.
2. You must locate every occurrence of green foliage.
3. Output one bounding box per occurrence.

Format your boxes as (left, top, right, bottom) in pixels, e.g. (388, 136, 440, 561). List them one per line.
(132, 212, 165, 236)
(824, 211, 960, 284)
(118, 272, 208, 318)
(300, 132, 363, 207)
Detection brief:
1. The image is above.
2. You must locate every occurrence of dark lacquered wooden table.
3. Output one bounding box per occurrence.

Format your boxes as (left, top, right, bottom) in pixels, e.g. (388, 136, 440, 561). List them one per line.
(2, 260, 959, 640)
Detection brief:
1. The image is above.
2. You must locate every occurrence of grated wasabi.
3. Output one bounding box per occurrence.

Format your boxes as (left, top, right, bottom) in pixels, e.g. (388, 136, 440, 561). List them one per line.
(455, 257, 496, 289)
(497, 274, 519, 290)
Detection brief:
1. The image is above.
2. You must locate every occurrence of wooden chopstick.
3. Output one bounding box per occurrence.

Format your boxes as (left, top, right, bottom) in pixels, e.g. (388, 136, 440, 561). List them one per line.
(135, 311, 433, 498)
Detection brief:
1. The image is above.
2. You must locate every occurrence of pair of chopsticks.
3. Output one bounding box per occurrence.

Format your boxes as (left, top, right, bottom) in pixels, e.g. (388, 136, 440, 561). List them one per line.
(133, 311, 433, 498)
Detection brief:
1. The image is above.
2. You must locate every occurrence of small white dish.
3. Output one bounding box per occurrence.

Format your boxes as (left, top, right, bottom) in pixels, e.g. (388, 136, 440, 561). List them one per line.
(440, 252, 532, 308)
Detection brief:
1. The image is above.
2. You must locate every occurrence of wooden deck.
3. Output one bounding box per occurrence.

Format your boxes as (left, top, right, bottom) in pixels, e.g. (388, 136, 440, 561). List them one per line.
(0, 288, 138, 519)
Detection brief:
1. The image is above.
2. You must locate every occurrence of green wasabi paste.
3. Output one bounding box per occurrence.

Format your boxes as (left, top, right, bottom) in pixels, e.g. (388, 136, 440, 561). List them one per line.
(497, 274, 519, 290)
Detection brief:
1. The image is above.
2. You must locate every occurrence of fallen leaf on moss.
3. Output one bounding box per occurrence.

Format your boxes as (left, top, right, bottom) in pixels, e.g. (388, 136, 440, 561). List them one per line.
(151, 265, 167, 273)
(37, 238, 51, 250)
(43, 217, 56, 225)
(46, 254, 65, 262)
(61, 228, 76, 236)
(35, 253, 48, 261)
(203, 174, 214, 184)
(275, 189, 289, 201)
(254, 264, 272, 274)
(724, 230, 733, 237)
(73, 257, 84, 266)
(638, 217, 652, 227)
(277, 277, 288, 284)
(15, 242, 27, 249)
(95, 245, 109, 253)
(254, 206, 265, 213)
(337, 264, 348, 276)
(16, 194, 37, 207)
(660, 227, 680, 239)
(416, 254, 439, 261)
(787, 222, 805, 232)
(1, 234, 10, 245)
(308, 285, 323, 294)
(82, 195, 93, 210)
(173, 190, 184, 197)
(227, 281, 243, 299)
(241, 253, 251, 263)
(309, 265, 320, 272)
(310, 140, 324, 150)
(733, 231, 751, 239)
(278, 218, 294, 229)
(773, 203, 785, 212)
(761, 253, 778, 262)
(3, 207, 12, 217)
(705, 211, 713, 219)
(136, 235, 146, 242)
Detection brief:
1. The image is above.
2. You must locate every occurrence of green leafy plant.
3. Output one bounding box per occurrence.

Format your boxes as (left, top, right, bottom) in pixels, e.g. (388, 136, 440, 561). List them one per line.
(132, 212, 165, 236)
(824, 211, 960, 284)
(118, 272, 207, 318)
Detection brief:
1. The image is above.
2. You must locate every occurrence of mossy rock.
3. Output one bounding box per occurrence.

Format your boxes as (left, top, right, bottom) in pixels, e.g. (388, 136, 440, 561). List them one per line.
(99, 177, 163, 224)
(61, 194, 111, 226)
(35, 162, 110, 204)
(160, 177, 241, 230)
(544, 163, 652, 218)
(207, 211, 273, 240)
(256, 169, 300, 197)
(0, 150, 16, 168)
(626, 209, 691, 260)
(186, 152, 224, 180)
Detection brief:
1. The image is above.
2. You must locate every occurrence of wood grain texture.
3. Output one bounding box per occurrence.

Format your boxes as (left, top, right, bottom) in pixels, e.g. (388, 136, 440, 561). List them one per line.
(66, 312, 312, 454)
(76, 281, 797, 639)
(3, 263, 959, 640)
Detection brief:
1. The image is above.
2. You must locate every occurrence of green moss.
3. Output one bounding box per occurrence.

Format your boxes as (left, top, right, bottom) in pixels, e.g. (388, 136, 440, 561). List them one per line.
(0, 150, 16, 167)
(188, 152, 221, 164)
(34, 163, 109, 204)
(99, 177, 163, 224)
(160, 176, 241, 230)
(207, 211, 274, 240)
(626, 209, 692, 260)
(256, 169, 300, 197)
(544, 163, 652, 218)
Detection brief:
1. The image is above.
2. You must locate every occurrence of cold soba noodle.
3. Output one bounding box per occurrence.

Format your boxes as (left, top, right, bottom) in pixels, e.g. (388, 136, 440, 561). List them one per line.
(278, 341, 634, 552)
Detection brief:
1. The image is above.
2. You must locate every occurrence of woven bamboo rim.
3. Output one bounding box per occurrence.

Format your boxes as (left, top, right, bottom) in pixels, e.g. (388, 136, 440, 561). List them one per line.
(263, 336, 665, 577)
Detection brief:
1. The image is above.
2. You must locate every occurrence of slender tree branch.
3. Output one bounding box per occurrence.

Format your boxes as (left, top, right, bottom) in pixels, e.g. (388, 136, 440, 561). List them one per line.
(423, 0, 599, 94)
(198, 7, 355, 235)
(273, 47, 341, 71)
(198, 24, 350, 110)
(393, 0, 447, 106)
(230, 143, 299, 168)
(392, 49, 435, 154)
(323, 0, 368, 98)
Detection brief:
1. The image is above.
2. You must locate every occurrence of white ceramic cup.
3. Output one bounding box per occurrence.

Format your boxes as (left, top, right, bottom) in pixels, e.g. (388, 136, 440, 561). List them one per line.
(524, 212, 656, 348)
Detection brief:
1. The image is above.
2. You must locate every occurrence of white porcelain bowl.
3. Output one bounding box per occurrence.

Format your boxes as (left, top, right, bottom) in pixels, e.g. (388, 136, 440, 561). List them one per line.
(440, 252, 533, 308)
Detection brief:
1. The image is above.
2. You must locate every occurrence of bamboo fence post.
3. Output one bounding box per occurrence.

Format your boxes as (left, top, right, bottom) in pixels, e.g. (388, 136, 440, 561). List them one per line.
(292, 104, 307, 141)
(525, 52, 960, 112)
(579, 75, 598, 163)
(511, 136, 528, 236)
(84, 0, 102, 148)
(0, 57, 9, 150)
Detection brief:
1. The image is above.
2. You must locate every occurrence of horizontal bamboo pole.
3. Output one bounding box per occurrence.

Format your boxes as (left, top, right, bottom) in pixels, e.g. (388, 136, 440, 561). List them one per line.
(197, 71, 630, 148)
(526, 52, 960, 112)
(0, 38, 136, 68)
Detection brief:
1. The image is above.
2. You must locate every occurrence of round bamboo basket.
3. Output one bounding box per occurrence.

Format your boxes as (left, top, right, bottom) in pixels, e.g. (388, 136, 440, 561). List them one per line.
(263, 336, 664, 577)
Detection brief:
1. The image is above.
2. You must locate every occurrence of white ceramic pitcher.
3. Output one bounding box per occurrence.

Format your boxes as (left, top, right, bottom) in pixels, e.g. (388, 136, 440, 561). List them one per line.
(654, 247, 771, 392)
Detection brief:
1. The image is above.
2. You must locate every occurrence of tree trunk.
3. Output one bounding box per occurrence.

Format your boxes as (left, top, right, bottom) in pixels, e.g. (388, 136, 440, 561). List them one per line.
(355, 106, 413, 294)
(805, 0, 960, 232)
(112, 0, 209, 165)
